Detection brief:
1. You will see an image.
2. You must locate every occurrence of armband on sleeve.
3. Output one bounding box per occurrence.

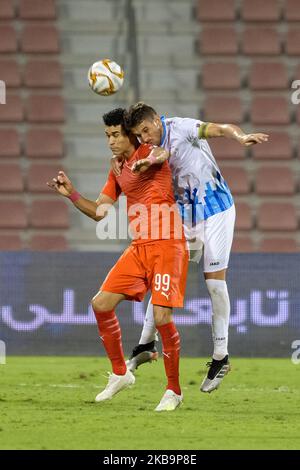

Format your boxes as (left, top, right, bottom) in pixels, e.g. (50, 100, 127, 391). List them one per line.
(198, 122, 211, 139)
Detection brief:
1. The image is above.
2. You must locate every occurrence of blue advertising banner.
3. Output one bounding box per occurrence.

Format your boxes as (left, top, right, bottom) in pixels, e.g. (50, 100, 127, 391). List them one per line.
(0, 252, 299, 357)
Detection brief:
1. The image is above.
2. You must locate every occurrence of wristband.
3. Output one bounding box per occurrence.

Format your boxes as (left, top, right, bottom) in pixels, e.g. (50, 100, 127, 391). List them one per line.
(68, 191, 81, 203)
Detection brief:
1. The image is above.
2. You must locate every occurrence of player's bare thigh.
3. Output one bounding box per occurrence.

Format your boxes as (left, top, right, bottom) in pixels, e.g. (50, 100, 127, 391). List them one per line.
(92, 291, 126, 312)
(204, 268, 227, 281)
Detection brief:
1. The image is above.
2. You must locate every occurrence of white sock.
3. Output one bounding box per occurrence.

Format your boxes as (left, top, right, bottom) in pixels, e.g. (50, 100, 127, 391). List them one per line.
(139, 297, 158, 345)
(206, 279, 230, 360)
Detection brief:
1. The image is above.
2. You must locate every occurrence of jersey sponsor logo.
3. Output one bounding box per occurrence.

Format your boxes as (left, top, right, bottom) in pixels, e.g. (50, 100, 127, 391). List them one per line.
(210, 262, 220, 266)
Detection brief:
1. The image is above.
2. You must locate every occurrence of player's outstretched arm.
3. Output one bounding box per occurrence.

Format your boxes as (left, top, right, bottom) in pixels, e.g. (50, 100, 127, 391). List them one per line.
(199, 123, 269, 147)
(132, 147, 169, 174)
(47, 170, 114, 221)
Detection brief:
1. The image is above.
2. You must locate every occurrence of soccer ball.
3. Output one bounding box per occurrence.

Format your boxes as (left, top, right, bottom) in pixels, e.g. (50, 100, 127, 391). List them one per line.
(88, 59, 124, 96)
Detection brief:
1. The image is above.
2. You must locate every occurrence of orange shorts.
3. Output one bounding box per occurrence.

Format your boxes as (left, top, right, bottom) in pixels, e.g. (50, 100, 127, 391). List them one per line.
(101, 240, 188, 307)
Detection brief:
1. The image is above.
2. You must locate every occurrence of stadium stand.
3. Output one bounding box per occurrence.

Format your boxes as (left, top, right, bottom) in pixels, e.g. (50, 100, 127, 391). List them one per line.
(0, 163, 24, 192)
(0, 25, 17, 52)
(0, 0, 66, 251)
(257, 203, 298, 231)
(0, 59, 21, 87)
(249, 62, 288, 90)
(29, 200, 69, 229)
(0, 233, 23, 250)
(24, 60, 63, 88)
(241, 0, 281, 21)
(0, 0, 15, 19)
(202, 63, 241, 90)
(0, 201, 27, 229)
(25, 129, 64, 159)
(0, 94, 24, 122)
(20, 25, 60, 53)
(29, 234, 68, 251)
(0, 0, 299, 252)
(0, 129, 21, 157)
(285, 0, 300, 21)
(19, 0, 56, 20)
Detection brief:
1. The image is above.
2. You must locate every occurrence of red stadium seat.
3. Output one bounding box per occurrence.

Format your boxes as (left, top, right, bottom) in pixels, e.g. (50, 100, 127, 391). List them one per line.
(241, 0, 280, 21)
(232, 236, 255, 252)
(0, 0, 15, 19)
(257, 203, 298, 231)
(0, 95, 24, 122)
(203, 96, 243, 124)
(259, 237, 299, 253)
(29, 234, 68, 251)
(0, 25, 17, 53)
(197, 0, 235, 21)
(293, 64, 300, 81)
(26, 95, 64, 123)
(27, 164, 64, 193)
(249, 62, 288, 90)
(0, 60, 21, 88)
(25, 129, 64, 159)
(286, 30, 300, 55)
(285, 0, 300, 21)
(29, 200, 69, 228)
(0, 164, 24, 192)
(19, 0, 56, 20)
(243, 28, 281, 55)
(221, 166, 250, 195)
(259, 237, 298, 253)
(251, 97, 289, 125)
(21, 25, 59, 53)
(24, 60, 62, 88)
(209, 139, 246, 160)
(202, 63, 240, 90)
(255, 166, 296, 195)
(0, 233, 23, 250)
(0, 201, 27, 229)
(252, 132, 293, 160)
(200, 27, 238, 55)
(0, 129, 21, 158)
(235, 202, 253, 230)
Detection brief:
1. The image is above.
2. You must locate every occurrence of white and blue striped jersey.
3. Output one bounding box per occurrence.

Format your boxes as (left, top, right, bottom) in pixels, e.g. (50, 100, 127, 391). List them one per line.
(160, 116, 234, 225)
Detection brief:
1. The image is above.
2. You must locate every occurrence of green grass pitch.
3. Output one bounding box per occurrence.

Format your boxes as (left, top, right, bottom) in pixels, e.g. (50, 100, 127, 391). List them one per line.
(0, 357, 299, 450)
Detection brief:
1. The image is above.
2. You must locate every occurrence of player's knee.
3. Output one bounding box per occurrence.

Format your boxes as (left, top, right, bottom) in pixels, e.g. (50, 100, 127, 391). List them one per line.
(206, 279, 229, 302)
(91, 294, 110, 313)
(153, 307, 172, 326)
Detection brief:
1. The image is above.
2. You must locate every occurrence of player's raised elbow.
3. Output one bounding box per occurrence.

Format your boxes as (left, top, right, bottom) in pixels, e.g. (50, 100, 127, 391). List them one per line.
(94, 203, 111, 222)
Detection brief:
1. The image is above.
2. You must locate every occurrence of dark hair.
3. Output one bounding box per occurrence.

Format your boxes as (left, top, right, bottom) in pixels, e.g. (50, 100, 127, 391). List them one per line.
(102, 108, 128, 134)
(124, 102, 158, 130)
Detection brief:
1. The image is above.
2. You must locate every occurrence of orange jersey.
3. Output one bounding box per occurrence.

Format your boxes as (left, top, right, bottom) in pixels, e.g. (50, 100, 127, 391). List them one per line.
(101, 144, 184, 243)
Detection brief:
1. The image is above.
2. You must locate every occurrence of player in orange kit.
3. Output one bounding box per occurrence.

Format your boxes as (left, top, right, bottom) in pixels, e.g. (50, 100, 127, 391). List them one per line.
(48, 108, 188, 411)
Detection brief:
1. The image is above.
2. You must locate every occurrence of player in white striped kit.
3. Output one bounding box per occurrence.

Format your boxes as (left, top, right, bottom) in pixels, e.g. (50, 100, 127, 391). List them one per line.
(118, 103, 268, 393)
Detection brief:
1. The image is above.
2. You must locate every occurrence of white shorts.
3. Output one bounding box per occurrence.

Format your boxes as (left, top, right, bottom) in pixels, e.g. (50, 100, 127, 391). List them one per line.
(184, 204, 236, 272)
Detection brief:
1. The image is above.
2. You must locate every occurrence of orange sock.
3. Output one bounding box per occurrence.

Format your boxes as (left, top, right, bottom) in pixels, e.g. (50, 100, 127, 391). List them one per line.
(157, 322, 181, 395)
(93, 309, 127, 376)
